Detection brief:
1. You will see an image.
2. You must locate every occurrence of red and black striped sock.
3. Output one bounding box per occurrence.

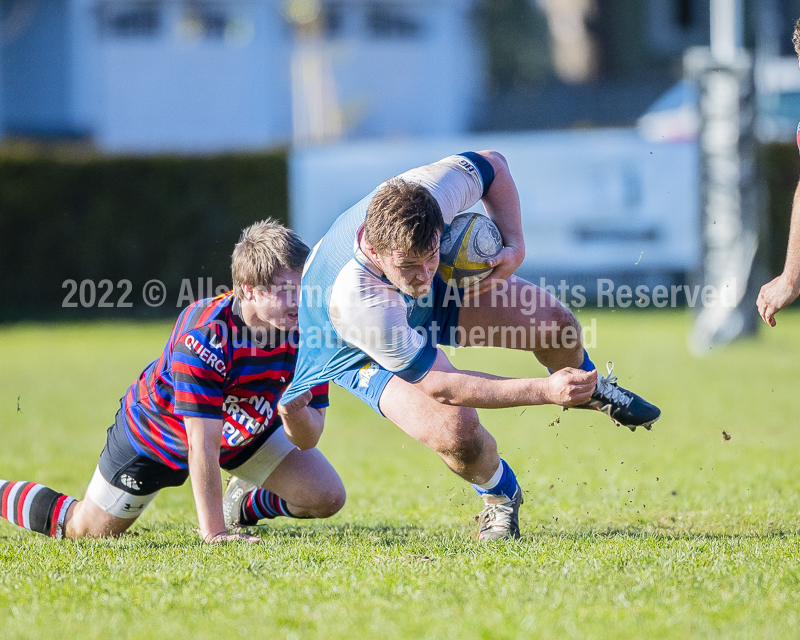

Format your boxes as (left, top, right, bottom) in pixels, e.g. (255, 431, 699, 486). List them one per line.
(242, 488, 293, 522)
(0, 480, 76, 539)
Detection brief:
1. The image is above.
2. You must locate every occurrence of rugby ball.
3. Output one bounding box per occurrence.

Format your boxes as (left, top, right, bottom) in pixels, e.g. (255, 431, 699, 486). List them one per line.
(437, 213, 503, 288)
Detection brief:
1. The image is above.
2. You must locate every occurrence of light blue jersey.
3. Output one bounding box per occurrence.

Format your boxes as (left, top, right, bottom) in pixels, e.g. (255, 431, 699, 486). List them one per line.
(281, 153, 495, 410)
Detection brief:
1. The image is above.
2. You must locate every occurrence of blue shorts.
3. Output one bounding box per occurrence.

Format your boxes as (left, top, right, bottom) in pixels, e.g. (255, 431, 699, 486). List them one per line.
(333, 276, 464, 416)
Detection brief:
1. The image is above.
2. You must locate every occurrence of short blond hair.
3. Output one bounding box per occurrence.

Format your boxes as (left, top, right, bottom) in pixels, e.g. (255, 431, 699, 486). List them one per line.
(364, 179, 444, 255)
(794, 17, 800, 56)
(231, 219, 309, 299)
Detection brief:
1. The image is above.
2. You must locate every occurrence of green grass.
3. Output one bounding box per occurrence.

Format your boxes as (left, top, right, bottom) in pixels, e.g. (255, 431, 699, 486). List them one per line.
(2, 310, 800, 639)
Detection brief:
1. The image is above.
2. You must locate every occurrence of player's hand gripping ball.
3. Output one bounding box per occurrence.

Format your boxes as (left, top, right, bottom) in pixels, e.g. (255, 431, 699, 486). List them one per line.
(437, 212, 503, 288)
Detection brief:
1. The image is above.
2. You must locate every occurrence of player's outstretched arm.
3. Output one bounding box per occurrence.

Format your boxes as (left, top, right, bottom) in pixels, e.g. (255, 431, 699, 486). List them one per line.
(473, 150, 525, 290)
(413, 348, 596, 409)
(185, 417, 260, 543)
(278, 391, 326, 450)
(758, 177, 800, 326)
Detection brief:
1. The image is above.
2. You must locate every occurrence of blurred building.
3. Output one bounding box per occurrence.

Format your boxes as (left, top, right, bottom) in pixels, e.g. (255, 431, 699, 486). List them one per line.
(2, 0, 800, 151)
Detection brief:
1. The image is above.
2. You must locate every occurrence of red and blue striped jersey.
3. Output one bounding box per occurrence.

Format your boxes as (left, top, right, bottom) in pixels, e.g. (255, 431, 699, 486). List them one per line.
(120, 292, 329, 469)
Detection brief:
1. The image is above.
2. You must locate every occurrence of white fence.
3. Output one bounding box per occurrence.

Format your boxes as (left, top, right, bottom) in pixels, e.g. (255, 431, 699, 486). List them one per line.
(290, 129, 701, 278)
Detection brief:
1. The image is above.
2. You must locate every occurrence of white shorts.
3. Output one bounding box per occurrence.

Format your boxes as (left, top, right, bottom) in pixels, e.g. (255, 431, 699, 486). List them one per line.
(86, 428, 296, 519)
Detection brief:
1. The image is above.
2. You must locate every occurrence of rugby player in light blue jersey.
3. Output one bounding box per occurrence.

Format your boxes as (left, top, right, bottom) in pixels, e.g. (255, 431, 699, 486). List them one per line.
(276, 151, 660, 540)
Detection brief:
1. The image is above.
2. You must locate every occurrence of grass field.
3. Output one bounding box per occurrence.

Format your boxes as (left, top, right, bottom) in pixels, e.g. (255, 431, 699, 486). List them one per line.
(2, 309, 800, 639)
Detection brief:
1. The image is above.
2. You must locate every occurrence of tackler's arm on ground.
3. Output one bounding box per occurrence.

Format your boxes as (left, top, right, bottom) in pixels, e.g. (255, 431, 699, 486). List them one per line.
(185, 416, 260, 543)
(278, 390, 326, 450)
(470, 150, 525, 296)
(413, 348, 596, 409)
(758, 177, 800, 326)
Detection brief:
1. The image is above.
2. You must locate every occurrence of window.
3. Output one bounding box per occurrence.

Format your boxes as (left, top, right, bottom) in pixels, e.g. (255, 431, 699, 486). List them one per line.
(322, 2, 344, 37)
(675, 0, 693, 29)
(647, 0, 709, 55)
(181, 3, 229, 40)
(98, 2, 161, 38)
(367, 4, 422, 39)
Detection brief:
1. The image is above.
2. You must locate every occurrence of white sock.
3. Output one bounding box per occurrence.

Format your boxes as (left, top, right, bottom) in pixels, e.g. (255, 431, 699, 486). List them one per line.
(475, 461, 504, 491)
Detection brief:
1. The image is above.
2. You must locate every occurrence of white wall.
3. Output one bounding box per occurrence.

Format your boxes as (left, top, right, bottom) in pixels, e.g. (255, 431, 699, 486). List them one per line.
(70, 0, 103, 136)
(95, 0, 293, 153)
(92, 0, 480, 152)
(0, 0, 73, 134)
(318, 0, 481, 139)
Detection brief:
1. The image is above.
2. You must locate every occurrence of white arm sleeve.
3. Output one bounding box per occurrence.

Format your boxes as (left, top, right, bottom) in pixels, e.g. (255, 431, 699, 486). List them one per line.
(329, 260, 426, 373)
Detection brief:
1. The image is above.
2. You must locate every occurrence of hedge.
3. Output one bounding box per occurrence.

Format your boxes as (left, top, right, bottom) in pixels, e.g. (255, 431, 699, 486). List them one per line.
(0, 148, 288, 321)
(0, 142, 796, 321)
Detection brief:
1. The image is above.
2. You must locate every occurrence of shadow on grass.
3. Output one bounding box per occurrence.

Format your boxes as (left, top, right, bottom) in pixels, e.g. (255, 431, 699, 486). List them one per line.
(4, 522, 797, 550)
(247, 522, 439, 544)
(0, 523, 434, 549)
(241, 522, 800, 545)
(523, 526, 800, 542)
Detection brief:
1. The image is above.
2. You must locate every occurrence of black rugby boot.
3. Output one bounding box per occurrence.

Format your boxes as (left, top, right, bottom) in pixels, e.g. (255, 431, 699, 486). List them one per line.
(570, 361, 661, 431)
